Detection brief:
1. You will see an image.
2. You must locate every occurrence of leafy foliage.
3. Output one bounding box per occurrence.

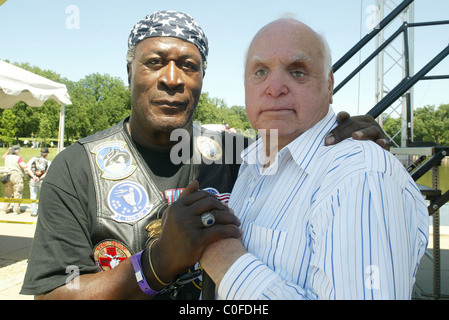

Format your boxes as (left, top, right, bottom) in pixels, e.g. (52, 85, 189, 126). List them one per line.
(194, 93, 252, 131)
(382, 104, 449, 146)
(1, 62, 252, 147)
(2, 62, 447, 147)
(0, 109, 18, 145)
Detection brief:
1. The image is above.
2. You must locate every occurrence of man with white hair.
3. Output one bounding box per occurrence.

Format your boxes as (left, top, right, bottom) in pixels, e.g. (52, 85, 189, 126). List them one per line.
(200, 18, 429, 300)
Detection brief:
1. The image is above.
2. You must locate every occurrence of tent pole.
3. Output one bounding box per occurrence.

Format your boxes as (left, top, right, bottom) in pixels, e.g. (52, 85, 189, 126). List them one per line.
(58, 104, 65, 153)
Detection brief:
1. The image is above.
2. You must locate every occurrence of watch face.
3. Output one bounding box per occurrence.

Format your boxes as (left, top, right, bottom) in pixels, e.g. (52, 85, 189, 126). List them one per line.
(94, 240, 132, 271)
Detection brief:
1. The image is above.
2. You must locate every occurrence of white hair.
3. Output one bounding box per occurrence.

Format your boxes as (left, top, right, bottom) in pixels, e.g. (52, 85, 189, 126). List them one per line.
(317, 32, 333, 79)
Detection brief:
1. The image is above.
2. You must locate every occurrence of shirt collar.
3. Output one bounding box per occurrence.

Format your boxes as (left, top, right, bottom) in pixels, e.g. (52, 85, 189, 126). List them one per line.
(287, 108, 337, 173)
(241, 108, 337, 175)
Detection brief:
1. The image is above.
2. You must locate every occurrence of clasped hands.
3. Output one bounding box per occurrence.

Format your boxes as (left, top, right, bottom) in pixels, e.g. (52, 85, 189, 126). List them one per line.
(148, 180, 242, 286)
(149, 112, 389, 286)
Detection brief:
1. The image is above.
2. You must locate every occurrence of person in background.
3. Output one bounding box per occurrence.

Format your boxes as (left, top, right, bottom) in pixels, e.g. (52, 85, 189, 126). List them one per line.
(1, 145, 38, 214)
(27, 147, 51, 217)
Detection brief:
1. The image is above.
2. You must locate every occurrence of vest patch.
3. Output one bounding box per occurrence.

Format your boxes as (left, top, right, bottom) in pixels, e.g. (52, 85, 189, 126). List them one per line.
(196, 136, 222, 161)
(91, 141, 137, 180)
(94, 240, 132, 271)
(203, 187, 230, 204)
(107, 181, 154, 223)
(165, 188, 185, 204)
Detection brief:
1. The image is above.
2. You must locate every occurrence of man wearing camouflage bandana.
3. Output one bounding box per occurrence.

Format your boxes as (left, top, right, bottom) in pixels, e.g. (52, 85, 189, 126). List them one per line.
(22, 10, 241, 300)
(127, 11, 209, 70)
(21, 10, 387, 300)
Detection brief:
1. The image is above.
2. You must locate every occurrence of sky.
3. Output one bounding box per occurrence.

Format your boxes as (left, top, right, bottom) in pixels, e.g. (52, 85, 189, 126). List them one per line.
(1, 0, 448, 117)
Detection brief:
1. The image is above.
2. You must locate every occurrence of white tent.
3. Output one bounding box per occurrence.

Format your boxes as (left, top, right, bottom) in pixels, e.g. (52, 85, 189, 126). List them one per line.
(0, 60, 72, 153)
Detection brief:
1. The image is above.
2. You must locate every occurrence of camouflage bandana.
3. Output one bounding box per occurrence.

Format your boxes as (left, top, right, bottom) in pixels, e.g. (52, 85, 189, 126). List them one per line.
(128, 11, 209, 65)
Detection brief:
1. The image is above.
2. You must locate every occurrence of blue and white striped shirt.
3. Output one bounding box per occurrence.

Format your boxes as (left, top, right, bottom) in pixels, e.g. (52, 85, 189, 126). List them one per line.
(219, 108, 429, 300)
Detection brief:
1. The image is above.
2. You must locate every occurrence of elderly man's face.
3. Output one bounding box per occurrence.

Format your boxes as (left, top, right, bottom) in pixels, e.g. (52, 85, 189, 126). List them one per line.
(244, 20, 334, 149)
(128, 37, 203, 133)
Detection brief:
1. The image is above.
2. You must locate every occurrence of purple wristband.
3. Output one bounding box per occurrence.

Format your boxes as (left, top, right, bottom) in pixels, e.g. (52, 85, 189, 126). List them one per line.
(130, 250, 160, 296)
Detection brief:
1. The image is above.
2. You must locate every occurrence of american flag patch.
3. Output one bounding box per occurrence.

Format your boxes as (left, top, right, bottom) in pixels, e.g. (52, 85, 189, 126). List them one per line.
(203, 187, 230, 204)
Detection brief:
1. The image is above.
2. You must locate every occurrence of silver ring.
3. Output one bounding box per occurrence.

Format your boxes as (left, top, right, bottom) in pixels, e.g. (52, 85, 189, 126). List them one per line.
(201, 212, 215, 228)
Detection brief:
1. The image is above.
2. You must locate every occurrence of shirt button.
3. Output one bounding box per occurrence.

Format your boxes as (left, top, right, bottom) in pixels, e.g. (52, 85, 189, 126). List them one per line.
(248, 197, 255, 203)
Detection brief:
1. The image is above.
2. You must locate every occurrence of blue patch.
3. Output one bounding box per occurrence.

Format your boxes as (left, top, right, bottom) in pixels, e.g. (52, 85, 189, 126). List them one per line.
(92, 141, 137, 180)
(108, 181, 153, 223)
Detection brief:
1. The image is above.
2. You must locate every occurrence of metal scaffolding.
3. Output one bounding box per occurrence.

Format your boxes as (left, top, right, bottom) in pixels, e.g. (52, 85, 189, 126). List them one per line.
(333, 0, 449, 299)
(375, 0, 414, 148)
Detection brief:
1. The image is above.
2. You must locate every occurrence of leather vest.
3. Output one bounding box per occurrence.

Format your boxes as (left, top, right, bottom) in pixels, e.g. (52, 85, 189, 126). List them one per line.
(78, 119, 241, 299)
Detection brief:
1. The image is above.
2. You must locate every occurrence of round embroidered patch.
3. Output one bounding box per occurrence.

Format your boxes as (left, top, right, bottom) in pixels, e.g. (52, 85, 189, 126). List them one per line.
(196, 136, 222, 161)
(108, 181, 154, 223)
(91, 141, 137, 180)
(93, 240, 132, 271)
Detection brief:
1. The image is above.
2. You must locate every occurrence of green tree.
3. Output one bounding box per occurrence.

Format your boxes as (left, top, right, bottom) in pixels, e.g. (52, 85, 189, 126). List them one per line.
(382, 104, 449, 147)
(11, 102, 40, 138)
(3, 61, 257, 144)
(194, 92, 225, 124)
(382, 115, 402, 147)
(0, 109, 18, 146)
(65, 79, 95, 141)
(4, 62, 70, 144)
(38, 116, 53, 145)
(435, 104, 449, 145)
(224, 105, 252, 131)
(64, 73, 131, 142)
(3, 63, 132, 145)
(414, 104, 449, 146)
(194, 93, 251, 131)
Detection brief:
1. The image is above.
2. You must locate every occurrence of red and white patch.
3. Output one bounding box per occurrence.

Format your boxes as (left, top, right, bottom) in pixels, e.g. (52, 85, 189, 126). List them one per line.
(94, 240, 132, 271)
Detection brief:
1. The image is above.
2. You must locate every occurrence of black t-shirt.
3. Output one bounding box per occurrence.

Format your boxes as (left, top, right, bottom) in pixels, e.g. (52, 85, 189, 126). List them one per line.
(21, 122, 247, 298)
(135, 139, 192, 197)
